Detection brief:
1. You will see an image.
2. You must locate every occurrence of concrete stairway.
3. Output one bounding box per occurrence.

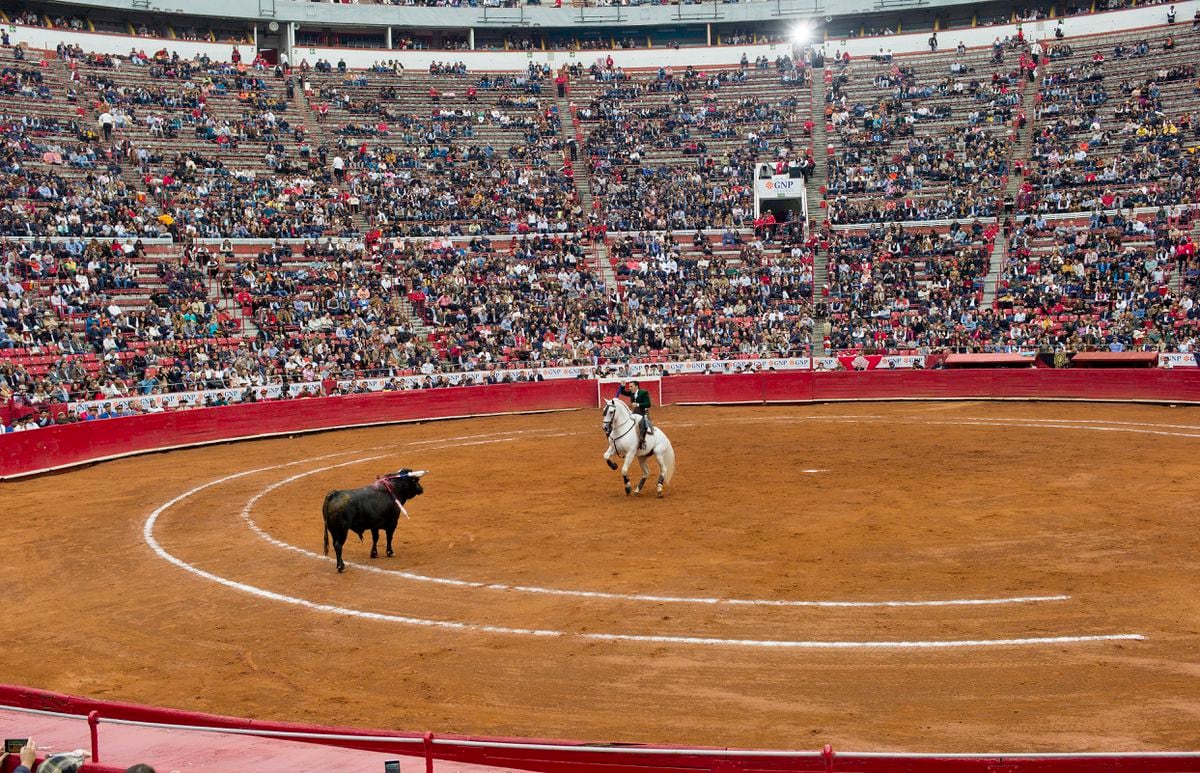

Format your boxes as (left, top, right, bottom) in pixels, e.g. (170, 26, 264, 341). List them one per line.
(217, 293, 259, 338)
(395, 297, 433, 336)
(295, 80, 370, 233)
(1004, 68, 1039, 204)
(593, 239, 618, 294)
(981, 230, 1007, 307)
(808, 67, 831, 357)
(553, 77, 595, 217)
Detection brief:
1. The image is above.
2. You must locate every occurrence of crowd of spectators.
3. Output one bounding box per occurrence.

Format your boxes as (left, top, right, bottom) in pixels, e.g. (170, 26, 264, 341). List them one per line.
(610, 224, 815, 358)
(306, 62, 583, 237)
(992, 208, 1199, 351)
(3, 229, 766, 430)
(2, 20, 1200, 432)
(822, 220, 998, 351)
(1017, 27, 1200, 215)
(824, 40, 1023, 224)
(578, 57, 814, 231)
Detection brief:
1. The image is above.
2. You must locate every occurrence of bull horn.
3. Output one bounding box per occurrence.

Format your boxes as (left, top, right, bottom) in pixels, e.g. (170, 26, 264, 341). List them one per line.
(409, 470, 427, 478)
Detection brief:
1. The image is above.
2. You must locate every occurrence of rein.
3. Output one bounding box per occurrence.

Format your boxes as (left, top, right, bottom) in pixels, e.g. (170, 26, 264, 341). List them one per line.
(604, 404, 637, 444)
(374, 476, 410, 518)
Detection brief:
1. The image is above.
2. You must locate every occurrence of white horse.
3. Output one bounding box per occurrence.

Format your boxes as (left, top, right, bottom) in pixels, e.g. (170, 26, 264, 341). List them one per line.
(601, 398, 676, 497)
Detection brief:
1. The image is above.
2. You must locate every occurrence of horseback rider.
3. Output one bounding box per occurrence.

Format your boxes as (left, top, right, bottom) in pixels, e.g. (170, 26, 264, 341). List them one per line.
(614, 379, 653, 448)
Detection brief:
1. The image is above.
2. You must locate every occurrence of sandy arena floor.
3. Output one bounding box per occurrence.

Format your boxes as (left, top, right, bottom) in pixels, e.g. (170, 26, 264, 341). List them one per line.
(2, 401, 1199, 752)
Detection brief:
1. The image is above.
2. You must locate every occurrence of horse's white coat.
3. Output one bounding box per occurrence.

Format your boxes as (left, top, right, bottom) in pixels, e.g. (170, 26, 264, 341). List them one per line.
(601, 398, 676, 496)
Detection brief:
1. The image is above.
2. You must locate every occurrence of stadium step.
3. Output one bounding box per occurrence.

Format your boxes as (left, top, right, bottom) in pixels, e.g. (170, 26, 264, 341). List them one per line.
(810, 317, 830, 358)
(555, 74, 595, 221)
(1005, 65, 1039, 201)
(981, 227, 1007, 307)
(807, 66, 829, 227)
(395, 297, 434, 337)
(808, 67, 831, 358)
(593, 238, 618, 293)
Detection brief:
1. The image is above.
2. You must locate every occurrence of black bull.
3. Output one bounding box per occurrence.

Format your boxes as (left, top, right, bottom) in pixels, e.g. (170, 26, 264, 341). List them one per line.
(322, 469, 425, 572)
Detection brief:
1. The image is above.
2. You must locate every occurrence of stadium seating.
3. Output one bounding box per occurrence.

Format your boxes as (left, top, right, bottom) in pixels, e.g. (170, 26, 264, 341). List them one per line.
(824, 41, 1023, 224)
(994, 209, 1200, 351)
(823, 221, 997, 352)
(1020, 26, 1200, 214)
(573, 59, 814, 232)
(4, 23, 1200, 428)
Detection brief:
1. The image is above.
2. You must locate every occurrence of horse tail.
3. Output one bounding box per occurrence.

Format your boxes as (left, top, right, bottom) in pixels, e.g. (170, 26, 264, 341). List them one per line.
(661, 439, 676, 486)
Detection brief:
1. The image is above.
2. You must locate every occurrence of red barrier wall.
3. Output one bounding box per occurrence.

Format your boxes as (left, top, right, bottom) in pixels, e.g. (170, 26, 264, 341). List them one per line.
(661, 369, 1200, 406)
(0, 380, 597, 479)
(6, 370, 1200, 480)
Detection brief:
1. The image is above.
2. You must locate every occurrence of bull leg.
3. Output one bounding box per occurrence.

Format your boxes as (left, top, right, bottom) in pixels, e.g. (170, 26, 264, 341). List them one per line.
(334, 539, 346, 572)
(369, 528, 380, 559)
(634, 457, 650, 495)
(385, 526, 396, 558)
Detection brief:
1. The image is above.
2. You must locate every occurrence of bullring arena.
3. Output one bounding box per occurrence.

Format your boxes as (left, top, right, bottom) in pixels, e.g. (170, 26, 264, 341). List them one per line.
(7, 0, 1200, 765)
(4, 372, 1200, 770)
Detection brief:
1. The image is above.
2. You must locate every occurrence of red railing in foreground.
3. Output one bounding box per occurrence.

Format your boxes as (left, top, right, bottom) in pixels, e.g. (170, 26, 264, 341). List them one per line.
(1, 684, 1199, 773)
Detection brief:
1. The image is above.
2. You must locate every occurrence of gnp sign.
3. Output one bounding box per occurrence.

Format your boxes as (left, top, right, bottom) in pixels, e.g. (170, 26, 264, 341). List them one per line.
(755, 175, 804, 199)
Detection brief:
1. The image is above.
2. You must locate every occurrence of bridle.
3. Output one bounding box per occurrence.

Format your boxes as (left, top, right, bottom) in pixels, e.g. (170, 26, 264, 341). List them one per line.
(603, 400, 636, 443)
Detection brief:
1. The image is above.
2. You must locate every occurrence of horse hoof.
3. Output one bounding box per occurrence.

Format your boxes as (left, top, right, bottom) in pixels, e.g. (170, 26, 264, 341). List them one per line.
(606, 460, 618, 470)
(370, 551, 378, 559)
(657, 489, 665, 499)
(386, 550, 394, 558)
(624, 486, 631, 495)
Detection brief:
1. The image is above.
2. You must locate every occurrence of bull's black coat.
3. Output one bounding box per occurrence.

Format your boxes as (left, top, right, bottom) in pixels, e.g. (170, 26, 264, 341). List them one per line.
(322, 469, 424, 572)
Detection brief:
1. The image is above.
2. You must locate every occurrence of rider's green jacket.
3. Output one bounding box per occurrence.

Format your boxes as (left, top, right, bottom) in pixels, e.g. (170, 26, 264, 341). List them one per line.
(615, 385, 652, 413)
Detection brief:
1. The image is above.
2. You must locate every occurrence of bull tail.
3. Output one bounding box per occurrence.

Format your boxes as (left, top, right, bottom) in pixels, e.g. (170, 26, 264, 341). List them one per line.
(322, 491, 336, 556)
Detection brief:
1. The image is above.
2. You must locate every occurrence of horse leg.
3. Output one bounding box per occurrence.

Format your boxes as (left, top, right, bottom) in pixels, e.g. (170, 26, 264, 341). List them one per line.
(603, 440, 618, 470)
(370, 528, 379, 559)
(385, 526, 395, 558)
(634, 457, 649, 495)
(657, 443, 676, 497)
(622, 447, 638, 495)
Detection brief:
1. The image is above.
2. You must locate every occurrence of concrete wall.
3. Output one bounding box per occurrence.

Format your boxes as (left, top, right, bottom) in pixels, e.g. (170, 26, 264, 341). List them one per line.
(822, 0, 1194, 57)
(3, 22, 251, 60)
(295, 41, 784, 70)
(10, 0, 1193, 68)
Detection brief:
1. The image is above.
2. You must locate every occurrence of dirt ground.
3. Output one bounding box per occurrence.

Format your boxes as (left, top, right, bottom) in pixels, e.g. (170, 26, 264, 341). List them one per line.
(2, 401, 1199, 753)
